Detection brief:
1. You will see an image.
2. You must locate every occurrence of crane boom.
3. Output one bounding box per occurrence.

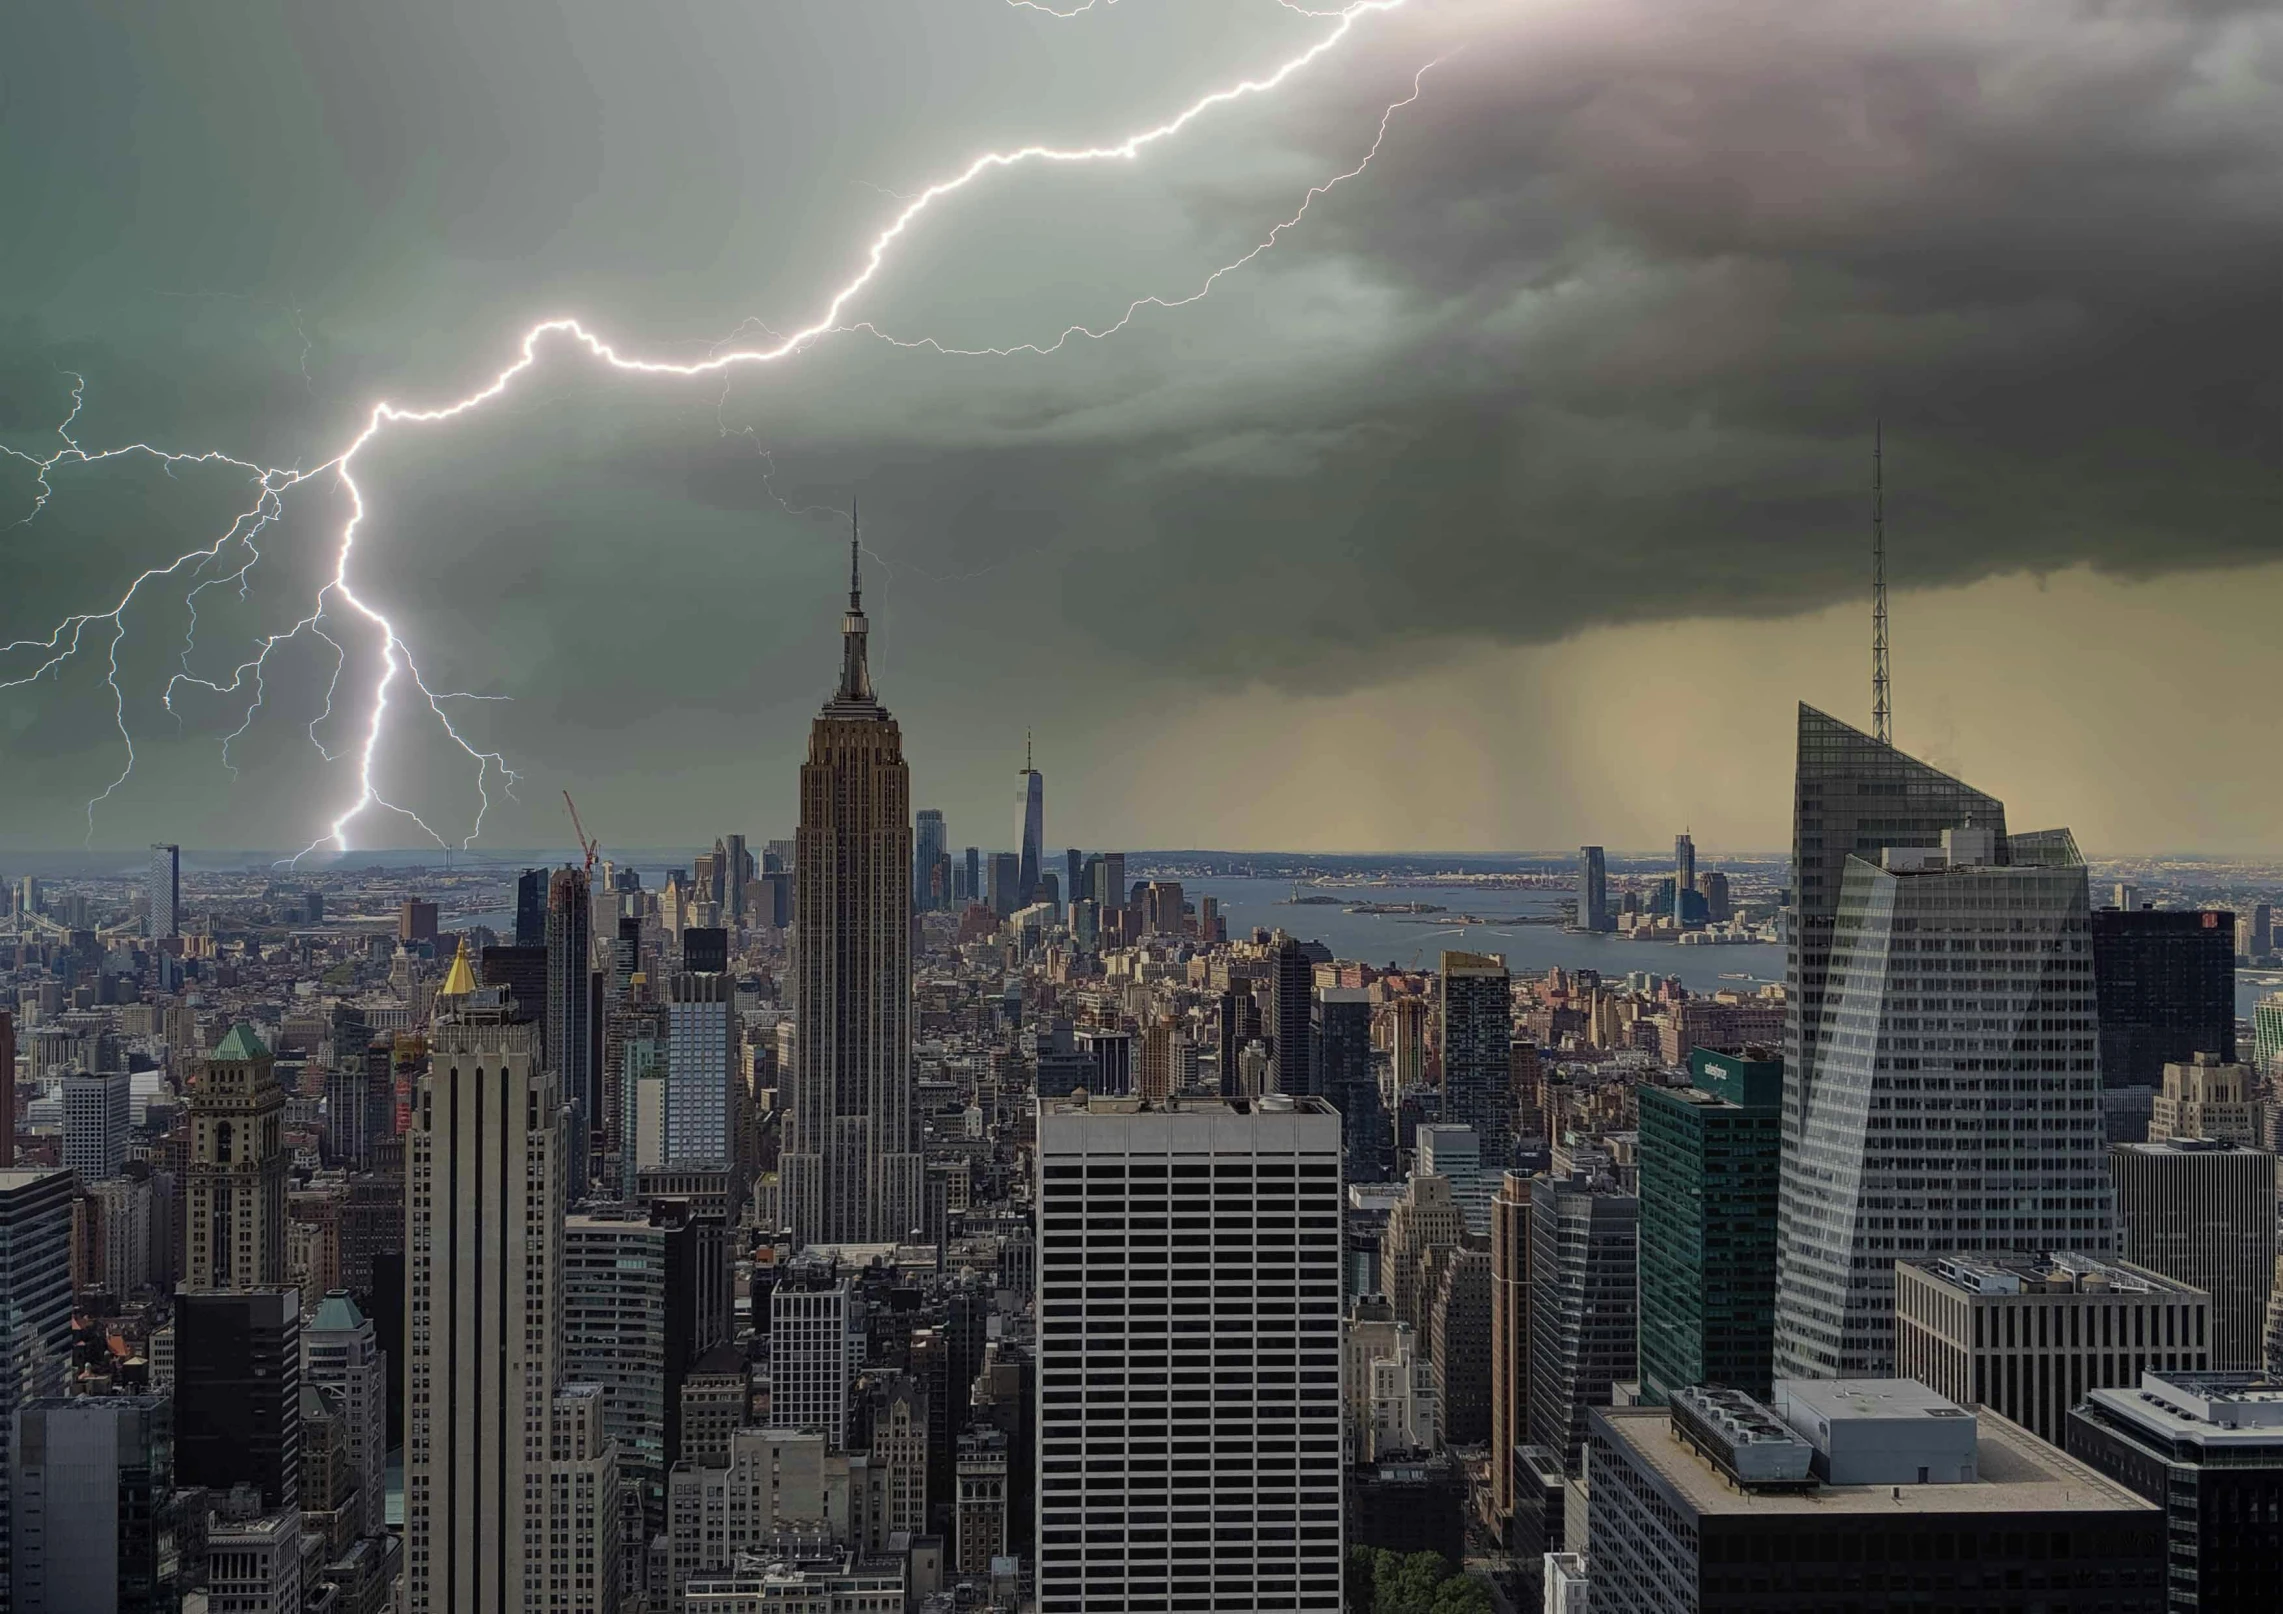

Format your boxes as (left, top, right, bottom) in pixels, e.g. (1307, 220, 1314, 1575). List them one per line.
(562, 789, 599, 877)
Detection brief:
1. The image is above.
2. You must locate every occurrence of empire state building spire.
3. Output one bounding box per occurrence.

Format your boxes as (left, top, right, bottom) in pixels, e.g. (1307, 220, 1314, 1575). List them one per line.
(835, 504, 876, 709)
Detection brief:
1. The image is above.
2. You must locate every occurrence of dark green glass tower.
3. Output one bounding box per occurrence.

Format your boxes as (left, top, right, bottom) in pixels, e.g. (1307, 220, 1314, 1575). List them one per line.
(1637, 1047, 1783, 1404)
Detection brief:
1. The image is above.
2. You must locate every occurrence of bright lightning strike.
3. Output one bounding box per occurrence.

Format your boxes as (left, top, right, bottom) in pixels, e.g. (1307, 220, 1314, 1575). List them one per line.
(1, 0, 1423, 858)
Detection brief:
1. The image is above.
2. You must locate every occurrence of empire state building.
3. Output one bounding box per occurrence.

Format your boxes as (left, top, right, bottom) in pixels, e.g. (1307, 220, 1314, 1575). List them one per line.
(784, 524, 920, 1247)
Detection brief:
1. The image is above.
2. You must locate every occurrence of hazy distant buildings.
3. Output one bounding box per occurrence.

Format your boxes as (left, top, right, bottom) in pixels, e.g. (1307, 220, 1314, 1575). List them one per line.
(915, 808, 949, 912)
(784, 532, 920, 1249)
(1036, 1095, 1345, 1614)
(1673, 833, 1696, 922)
(1017, 741, 1044, 908)
(1775, 809, 2113, 1381)
(147, 843, 179, 939)
(1576, 846, 1610, 933)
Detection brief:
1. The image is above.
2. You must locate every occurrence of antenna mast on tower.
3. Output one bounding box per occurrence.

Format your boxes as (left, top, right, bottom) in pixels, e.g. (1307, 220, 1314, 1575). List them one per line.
(1871, 422, 1891, 745)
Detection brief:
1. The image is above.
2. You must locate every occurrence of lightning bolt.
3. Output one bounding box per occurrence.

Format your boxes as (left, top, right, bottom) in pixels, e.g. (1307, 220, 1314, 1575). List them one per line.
(1, 0, 1421, 857)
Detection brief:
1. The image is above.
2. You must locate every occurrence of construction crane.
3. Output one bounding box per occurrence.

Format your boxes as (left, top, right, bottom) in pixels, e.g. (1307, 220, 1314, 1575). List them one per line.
(562, 790, 599, 877)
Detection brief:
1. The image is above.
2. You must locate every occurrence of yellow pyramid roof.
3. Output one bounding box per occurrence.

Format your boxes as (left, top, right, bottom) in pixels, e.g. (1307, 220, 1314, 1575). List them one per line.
(439, 937, 478, 998)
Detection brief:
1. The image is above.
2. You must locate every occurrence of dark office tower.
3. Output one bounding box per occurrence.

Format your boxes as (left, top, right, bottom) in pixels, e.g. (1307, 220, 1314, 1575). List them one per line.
(724, 832, 749, 923)
(175, 1289, 301, 1511)
(916, 810, 948, 912)
(1064, 848, 1083, 911)
(1527, 1173, 1638, 1473)
(1317, 987, 1389, 1182)
(11, 1396, 181, 1614)
(681, 926, 728, 975)
(1576, 845, 1608, 933)
(1697, 870, 1731, 923)
(478, 943, 547, 1023)
(1439, 950, 1514, 1166)
(962, 847, 980, 905)
(2255, 903, 2274, 956)
(2091, 907, 2237, 1088)
(398, 897, 439, 948)
(1430, 1246, 1493, 1445)
(1263, 929, 1316, 1098)
(1638, 1049, 1783, 1404)
(1, 1166, 76, 1599)
(612, 913, 643, 998)
(547, 865, 596, 1179)
(2069, 1370, 2283, 1613)
(1217, 983, 1257, 1099)
(1673, 832, 1696, 921)
(514, 867, 546, 947)
(147, 842, 180, 939)
(185, 1023, 288, 1291)
(1784, 702, 2003, 1123)
(785, 527, 920, 1249)
(985, 851, 1021, 917)
(1016, 735, 1044, 907)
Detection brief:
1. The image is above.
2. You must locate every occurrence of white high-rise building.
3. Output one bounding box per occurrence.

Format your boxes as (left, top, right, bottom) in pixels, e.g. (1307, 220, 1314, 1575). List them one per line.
(1775, 823, 2116, 1379)
(769, 1265, 858, 1447)
(405, 981, 565, 1614)
(664, 973, 737, 1167)
(1037, 1094, 1345, 1614)
(62, 1070, 130, 1182)
(303, 1289, 389, 1538)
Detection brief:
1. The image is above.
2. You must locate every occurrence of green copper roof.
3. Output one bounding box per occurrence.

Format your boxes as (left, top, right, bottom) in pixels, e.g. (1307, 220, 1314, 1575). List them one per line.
(210, 1022, 270, 1062)
(310, 1290, 367, 1334)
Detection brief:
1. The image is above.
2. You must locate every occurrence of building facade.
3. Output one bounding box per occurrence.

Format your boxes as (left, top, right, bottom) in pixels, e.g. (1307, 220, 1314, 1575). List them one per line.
(1775, 822, 2115, 1379)
(2068, 1370, 2283, 1614)
(1036, 1095, 1345, 1613)
(2112, 1139, 2278, 1369)
(404, 999, 564, 1613)
(784, 534, 919, 1248)
(1527, 1173, 1638, 1472)
(184, 1024, 288, 1291)
(1637, 1048, 1783, 1404)
(1437, 952, 1512, 1169)
(1488, 1168, 1531, 1522)
(1895, 1253, 2211, 1447)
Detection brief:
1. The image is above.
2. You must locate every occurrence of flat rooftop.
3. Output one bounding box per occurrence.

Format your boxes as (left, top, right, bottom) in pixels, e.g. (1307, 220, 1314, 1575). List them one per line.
(2112, 1137, 2267, 1156)
(1040, 1095, 1338, 1118)
(1903, 1251, 2201, 1299)
(2086, 1373, 2283, 1448)
(1596, 1405, 2156, 1518)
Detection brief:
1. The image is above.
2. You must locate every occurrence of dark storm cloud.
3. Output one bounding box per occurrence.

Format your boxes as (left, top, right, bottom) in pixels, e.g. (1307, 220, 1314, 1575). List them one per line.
(0, 0, 2276, 848)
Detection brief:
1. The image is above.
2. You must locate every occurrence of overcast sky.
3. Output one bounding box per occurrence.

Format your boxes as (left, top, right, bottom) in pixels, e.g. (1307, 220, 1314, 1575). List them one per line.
(2, 0, 2277, 859)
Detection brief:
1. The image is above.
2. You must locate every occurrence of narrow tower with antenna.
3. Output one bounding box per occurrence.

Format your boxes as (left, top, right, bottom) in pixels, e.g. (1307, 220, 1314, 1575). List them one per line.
(1870, 422, 1891, 746)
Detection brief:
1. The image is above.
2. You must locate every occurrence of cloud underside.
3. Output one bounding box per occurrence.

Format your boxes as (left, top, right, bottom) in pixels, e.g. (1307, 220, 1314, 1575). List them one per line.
(0, 0, 2276, 847)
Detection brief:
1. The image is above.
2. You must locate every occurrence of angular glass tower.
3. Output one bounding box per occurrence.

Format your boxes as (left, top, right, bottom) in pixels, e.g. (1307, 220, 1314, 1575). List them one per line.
(1774, 806, 2114, 1379)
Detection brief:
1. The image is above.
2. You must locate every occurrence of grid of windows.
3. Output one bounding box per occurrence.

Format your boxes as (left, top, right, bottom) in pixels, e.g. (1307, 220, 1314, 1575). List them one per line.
(1037, 1100, 1345, 1614)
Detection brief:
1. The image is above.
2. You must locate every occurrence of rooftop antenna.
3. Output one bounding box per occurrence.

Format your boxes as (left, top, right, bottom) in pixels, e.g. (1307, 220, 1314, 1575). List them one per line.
(1871, 421, 1891, 746)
